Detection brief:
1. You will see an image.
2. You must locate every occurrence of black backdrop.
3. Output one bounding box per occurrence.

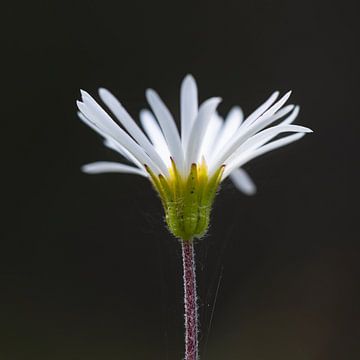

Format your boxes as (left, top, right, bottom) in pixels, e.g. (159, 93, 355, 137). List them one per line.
(2, 1, 359, 359)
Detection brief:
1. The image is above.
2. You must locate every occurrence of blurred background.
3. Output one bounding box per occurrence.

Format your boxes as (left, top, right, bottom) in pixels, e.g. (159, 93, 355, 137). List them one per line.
(2, 0, 359, 359)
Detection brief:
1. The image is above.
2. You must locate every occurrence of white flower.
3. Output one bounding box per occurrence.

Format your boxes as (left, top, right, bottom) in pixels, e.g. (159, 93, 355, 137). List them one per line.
(77, 75, 312, 239)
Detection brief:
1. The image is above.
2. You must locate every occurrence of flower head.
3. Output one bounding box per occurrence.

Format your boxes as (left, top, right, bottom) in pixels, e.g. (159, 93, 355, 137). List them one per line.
(77, 75, 312, 240)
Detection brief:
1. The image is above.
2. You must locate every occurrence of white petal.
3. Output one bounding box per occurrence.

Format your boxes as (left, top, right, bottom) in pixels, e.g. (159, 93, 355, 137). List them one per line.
(223, 132, 306, 177)
(241, 91, 279, 127)
(231, 94, 295, 150)
(103, 138, 144, 169)
(98, 88, 169, 176)
(209, 101, 308, 175)
(268, 104, 295, 121)
(146, 89, 185, 173)
(185, 97, 222, 171)
(224, 124, 312, 169)
(249, 104, 295, 131)
(225, 105, 244, 126)
(229, 168, 257, 195)
(78, 111, 144, 169)
(235, 123, 311, 155)
(81, 162, 148, 176)
(251, 91, 292, 125)
(78, 110, 90, 124)
(280, 105, 300, 126)
(139, 109, 171, 166)
(243, 106, 300, 151)
(209, 106, 243, 165)
(218, 106, 244, 143)
(78, 110, 108, 138)
(180, 74, 198, 150)
(77, 94, 160, 174)
(201, 113, 223, 162)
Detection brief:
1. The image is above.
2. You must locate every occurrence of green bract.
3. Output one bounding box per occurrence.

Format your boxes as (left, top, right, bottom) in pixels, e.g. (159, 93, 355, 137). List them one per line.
(146, 159, 224, 241)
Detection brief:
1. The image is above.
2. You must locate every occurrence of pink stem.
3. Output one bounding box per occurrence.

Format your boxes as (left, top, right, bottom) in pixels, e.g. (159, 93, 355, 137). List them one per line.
(182, 240, 198, 360)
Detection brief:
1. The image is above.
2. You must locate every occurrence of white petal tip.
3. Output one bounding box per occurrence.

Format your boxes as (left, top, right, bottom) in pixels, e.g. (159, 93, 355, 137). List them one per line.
(211, 97, 222, 105)
(139, 108, 147, 117)
(98, 87, 108, 96)
(145, 88, 155, 98)
(289, 125, 313, 133)
(183, 73, 196, 84)
(245, 188, 257, 196)
(81, 164, 95, 174)
(80, 89, 88, 98)
(229, 168, 257, 196)
(232, 105, 242, 112)
(239, 183, 257, 196)
(200, 97, 222, 111)
(283, 90, 292, 100)
(77, 111, 87, 121)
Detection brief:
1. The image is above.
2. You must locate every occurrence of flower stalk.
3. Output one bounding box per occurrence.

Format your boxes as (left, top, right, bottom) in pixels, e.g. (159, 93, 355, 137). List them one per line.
(182, 239, 198, 360)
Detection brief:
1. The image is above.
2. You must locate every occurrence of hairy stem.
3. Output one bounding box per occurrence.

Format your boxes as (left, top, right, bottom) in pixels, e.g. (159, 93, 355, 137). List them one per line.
(182, 240, 198, 360)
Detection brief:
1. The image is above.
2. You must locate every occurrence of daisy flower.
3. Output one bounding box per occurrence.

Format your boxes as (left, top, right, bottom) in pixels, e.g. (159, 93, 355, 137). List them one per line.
(77, 74, 312, 360)
(77, 75, 311, 241)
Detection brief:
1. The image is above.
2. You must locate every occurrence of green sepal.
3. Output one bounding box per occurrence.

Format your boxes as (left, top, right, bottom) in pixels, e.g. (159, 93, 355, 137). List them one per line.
(146, 162, 224, 241)
(195, 165, 224, 236)
(145, 165, 167, 208)
(182, 164, 199, 240)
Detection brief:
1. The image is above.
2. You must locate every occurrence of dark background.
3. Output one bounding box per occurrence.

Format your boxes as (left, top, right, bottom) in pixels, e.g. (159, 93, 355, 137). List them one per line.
(2, 0, 359, 359)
